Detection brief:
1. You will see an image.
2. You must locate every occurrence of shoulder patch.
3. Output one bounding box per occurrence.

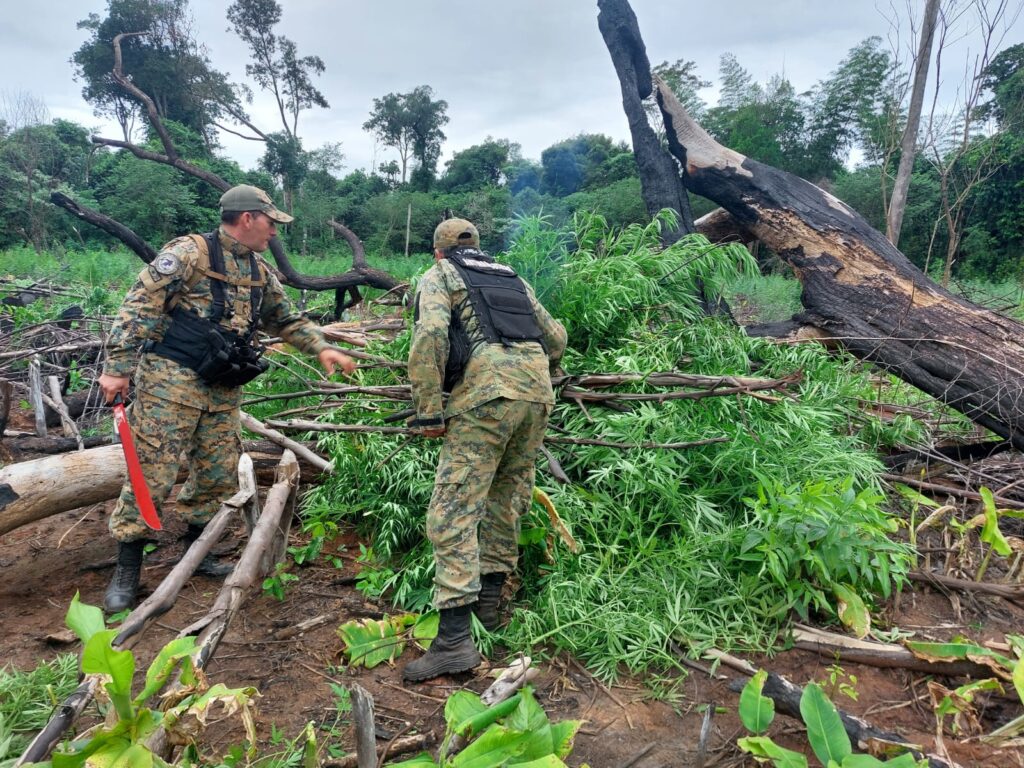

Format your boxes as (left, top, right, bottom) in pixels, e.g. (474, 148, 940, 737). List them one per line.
(153, 253, 181, 275)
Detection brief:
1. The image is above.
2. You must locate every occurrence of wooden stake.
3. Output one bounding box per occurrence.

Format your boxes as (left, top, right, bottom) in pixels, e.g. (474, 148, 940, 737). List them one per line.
(29, 356, 46, 438)
(351, 684, 377, 768)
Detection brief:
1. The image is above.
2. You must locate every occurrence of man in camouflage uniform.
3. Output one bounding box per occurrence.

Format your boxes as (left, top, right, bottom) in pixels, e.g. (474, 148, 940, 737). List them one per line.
(97, 184, 355, 613)
(403, 218, 566, 682)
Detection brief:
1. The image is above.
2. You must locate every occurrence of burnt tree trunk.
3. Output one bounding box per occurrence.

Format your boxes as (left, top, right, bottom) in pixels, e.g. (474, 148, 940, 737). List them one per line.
(596, 0, 694, 243)
(649, 79, 1024, 448)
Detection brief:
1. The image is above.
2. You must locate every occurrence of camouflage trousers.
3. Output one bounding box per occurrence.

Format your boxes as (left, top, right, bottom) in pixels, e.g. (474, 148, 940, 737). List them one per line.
(427, 398, 551, 609)
(109, 389, 241, 542)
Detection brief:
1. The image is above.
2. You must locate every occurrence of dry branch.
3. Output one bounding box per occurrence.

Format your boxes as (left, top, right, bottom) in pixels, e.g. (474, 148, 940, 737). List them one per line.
(14, 677, 100, 767)
(180, 450, 299, 668)
(239, 411, 333, 475)
(791, 625, 995, 678)
(113, 456, 259, 648)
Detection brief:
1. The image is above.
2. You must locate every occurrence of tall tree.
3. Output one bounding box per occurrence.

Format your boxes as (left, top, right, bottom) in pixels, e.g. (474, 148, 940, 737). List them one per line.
(72, 0, 235, 145)
(226, 0, 329, 141)
(363, 86, 448, 187)
(888, 0, 941, 246)
(803, 37, 894, 179)
(921, 0, 1018, 285)
(441, 138, 518, 192)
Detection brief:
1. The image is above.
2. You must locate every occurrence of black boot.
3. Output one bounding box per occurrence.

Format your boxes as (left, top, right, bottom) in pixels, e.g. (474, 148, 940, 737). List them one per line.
(184, 524, 234, 578)
(104, 540, 145, 613)
(403, 605, 481, 682)
(474, 572, 507, 631)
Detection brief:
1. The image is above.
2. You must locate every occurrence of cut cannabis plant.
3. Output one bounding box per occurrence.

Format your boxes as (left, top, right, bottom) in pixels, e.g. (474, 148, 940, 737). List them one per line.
(739, 476, 912, 635)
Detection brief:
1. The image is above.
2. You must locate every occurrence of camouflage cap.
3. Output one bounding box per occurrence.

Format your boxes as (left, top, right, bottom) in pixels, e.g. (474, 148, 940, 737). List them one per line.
(219, 184, 294, 224)
(433, 218, 480, 250)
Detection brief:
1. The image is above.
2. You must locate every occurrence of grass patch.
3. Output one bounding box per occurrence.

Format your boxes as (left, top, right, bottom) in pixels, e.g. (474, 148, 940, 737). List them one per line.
(0, 654, 80, 762)
(723, 271, 803, 324)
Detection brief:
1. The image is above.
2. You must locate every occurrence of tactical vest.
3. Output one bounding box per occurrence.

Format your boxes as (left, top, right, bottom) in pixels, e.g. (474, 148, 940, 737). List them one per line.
(147, 232, 270, 387)
(441, 248, 546, 392)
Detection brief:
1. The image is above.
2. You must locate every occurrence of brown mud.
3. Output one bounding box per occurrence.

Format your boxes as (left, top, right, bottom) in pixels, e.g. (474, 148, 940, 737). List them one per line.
(1, 494, 1022, 768)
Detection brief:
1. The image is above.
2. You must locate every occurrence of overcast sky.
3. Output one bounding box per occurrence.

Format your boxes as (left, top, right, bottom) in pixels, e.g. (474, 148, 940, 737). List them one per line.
(2, 0, 1020, 174)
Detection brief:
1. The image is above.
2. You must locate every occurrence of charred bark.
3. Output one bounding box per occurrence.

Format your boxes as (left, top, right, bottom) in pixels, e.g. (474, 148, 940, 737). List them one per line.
(596, 0, 693, 243)
(651, 79, 1024, 449)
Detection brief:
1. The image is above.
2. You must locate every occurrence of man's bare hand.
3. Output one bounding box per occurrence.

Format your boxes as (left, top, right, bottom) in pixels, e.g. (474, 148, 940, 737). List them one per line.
(98, 374, 131, 404)
(417, 426, 446, 438)
(319, 348, 357, 377)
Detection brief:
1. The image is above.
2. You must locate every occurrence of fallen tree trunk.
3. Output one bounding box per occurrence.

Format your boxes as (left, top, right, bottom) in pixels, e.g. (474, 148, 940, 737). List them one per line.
(0, 440, 320, 537)
(649, 77, 1024, 449)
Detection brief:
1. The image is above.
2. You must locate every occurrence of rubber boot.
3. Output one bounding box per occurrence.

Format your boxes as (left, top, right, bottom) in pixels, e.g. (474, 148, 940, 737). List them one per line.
(474, 572, 507, 631)
(104, 540, 145, 613)
(184, 524, 234, 577)
(403, 605, 481, 682)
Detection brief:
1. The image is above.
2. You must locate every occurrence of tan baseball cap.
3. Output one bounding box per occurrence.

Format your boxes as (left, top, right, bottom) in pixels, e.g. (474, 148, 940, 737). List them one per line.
(219, 184, 294, 224)
(433, 218, 480, 249)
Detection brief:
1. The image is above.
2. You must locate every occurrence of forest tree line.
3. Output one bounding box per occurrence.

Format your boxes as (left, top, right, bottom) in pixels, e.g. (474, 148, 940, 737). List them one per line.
(0, 0, 1021, 279)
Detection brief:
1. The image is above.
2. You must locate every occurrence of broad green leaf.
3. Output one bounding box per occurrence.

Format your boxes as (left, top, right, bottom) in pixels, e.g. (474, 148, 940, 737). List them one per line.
(842, 755, 889, 767)
(894, 485, 941, 509)
(507, 757, 570, 768)
(832, 584, 870, 639)
(905, 640, 1015, 678)
(86, 740, 153, 768)
(444, 690, 488, 730)
(413, 611, 439, 650)
(504, 688, 549, 733)
(449, 725, 530, 768)
(548, 720, 582, 759)
(82, 629, 135, 718)
(954, 677, 1003, 700)
(506, 724, 554, 764)
(336, 615, 416, 668)
(66, 593, 106, 645)
(739, 669, 775, 734)
(452, 694, 523, 739)
(384, 753, 438, 767)
(135, 636, 197, 705)
(799, 683, 851, 766)
(737, 736, 809, 768)
(979, 488, 1012, 556)
(843, 753, 923, 767)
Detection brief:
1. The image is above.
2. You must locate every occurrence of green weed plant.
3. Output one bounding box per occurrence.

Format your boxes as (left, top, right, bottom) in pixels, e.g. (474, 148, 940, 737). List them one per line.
(298, 212, 914, 682)
(0, 655, 79, 764)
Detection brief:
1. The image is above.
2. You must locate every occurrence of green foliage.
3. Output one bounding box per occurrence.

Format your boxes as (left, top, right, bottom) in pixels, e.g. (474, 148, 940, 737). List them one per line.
(0, 655, 79, 762)
(739, 477, 912, 627)
(305, 213, 908, 681)
(71, 0, 236, 143)
(389, 687, 582, 768)
(335, 614, 418, 669)
(364, 86, 449, 187)
(55, 594, 258, 768)
(737, 676, 926, 767)
(539, 134, 634, 196)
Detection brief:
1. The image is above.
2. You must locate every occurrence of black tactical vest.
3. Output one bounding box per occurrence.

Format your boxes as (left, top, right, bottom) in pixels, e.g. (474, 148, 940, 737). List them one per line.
(148, 232, 269, 387)
(441, 247, 546, 391)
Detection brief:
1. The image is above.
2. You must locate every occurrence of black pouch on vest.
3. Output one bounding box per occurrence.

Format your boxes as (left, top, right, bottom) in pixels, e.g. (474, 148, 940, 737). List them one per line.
(193, 329, 269, 387)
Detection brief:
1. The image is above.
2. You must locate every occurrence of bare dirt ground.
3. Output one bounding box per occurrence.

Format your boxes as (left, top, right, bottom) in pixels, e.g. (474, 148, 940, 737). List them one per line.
(2, 492, 1023, 768)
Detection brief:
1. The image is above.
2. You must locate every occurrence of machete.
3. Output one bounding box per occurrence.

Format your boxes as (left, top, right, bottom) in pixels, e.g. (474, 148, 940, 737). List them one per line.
(111, 393, 162, 531)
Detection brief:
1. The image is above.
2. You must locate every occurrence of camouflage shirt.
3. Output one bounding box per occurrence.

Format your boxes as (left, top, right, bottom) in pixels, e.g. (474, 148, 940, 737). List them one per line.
(104, 228, 329, 412)
(408, 255, 567, 423)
